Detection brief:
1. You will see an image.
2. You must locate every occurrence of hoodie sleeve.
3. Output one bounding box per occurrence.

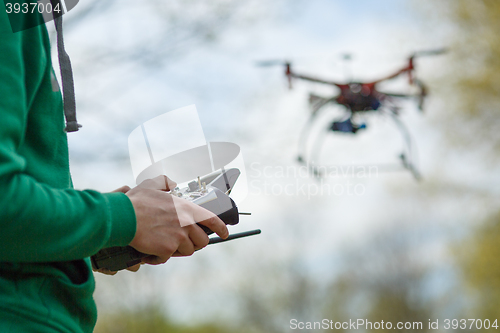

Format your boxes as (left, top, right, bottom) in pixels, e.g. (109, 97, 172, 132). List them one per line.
(0, 9, 137, 263)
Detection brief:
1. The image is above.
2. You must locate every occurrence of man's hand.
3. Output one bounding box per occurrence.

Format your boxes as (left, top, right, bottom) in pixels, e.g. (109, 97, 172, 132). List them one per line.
(93, 185, 142, 275)
(94, 175, 228, 275)
(126, 175, 229, 265)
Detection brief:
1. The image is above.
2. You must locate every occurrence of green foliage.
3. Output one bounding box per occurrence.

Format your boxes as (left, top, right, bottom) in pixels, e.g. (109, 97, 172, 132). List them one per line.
(94, 305, 234, 333)
(458, 211, 500, 319)
(427, 0, 500, 320)
(426, 0, 500, 154)
(447, 0, 500, 113)
(323, 233, 433, 332)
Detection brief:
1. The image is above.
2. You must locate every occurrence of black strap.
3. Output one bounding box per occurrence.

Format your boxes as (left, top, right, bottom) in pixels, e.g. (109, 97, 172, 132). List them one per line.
(52, 2, 81, 132)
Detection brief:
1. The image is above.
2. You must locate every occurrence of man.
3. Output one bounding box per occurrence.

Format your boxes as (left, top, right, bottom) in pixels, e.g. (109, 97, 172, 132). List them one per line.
(0, 5, 228, 333)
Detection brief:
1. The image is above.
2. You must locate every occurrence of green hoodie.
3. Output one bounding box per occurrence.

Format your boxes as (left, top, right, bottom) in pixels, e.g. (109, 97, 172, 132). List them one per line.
(0, 9, 137, 333)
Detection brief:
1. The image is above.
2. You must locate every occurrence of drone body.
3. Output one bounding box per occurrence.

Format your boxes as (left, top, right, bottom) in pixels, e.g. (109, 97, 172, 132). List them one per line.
(260, 49, 446, 180)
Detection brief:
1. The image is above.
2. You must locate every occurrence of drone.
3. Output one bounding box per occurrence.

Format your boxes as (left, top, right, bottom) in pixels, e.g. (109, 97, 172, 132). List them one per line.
(257, 49, 446, 180)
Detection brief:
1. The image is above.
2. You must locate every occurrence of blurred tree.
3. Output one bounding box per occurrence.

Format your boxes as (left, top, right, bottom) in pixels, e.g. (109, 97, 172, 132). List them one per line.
(238, 264, 322, 333)
(232, 225, 323, 332)
(458, 212, 500, 320)
(55, 0, 297, 178)
(64, 0, 286, 71)
(232, 1, 500, 331)
(323, 228, 438, 332)
(233, 222, 443, 333)
(94, 303, 235, 333)
(420, 0, 500, 320)
(420, 0, 500, 156)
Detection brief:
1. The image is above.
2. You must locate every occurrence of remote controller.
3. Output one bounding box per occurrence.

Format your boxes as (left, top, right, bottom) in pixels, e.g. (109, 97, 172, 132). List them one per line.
(91, 168, 244, 271)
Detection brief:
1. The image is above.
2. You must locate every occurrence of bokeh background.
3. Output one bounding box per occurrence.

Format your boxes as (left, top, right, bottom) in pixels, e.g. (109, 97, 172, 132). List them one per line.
(51, 0, 500, 331)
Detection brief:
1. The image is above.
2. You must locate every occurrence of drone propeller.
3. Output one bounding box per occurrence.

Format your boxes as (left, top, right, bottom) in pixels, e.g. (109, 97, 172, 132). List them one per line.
(412, 48, 448, 58)
(256, 60, 294, 89)
(255, 60, 290, 67)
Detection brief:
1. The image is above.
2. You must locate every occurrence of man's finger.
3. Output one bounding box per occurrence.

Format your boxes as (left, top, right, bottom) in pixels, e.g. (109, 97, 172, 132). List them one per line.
(112, 185, 131, 194)
(164, 176, 177, 191)
(141, 255, 169, 266)
(187, 224, 210, 250)
(174, 198, 228, 238)
(175, 238, 195, 257)
(197, 215, 229, 239)
(94, 268, 117, 275)
(126, 263, 141, 272)
(137, 175, 177, 191)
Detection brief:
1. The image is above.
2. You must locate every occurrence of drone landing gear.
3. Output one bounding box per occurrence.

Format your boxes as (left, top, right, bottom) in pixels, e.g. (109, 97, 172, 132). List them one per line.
(297, 95, 338, 167)
(399, 153, 422, 181)
(386, 110, 422, 181)
(296, 111, 423, 181)
(297, 115, 369, 179)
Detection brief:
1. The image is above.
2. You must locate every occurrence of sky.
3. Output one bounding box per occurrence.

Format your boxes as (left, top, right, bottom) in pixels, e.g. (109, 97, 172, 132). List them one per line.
(50, 0, 499, 326)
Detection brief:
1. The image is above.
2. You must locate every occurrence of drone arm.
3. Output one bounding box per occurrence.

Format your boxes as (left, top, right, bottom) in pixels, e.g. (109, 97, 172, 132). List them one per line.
(374, 49, 446, 86)
(380, 92, 414, 98)
(287, 67, 343, 88)
(372, 65, 413, 84)
(370, 55, 417, 85)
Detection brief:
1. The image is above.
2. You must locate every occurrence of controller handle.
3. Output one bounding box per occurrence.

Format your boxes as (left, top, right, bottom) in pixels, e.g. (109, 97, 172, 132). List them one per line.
(91, 201, 238, 272)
